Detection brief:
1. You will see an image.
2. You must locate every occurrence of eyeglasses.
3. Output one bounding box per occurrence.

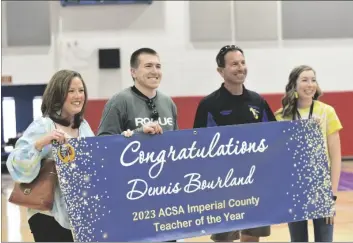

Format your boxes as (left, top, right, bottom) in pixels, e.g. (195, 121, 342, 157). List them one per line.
(146, 99, 159, 121)
(216, 45, 243, 66)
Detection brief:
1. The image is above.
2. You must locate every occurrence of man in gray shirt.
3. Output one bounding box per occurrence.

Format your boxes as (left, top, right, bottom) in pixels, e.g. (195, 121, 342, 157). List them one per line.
(97, 47, 178, 136)
(97, 49, 178, 242)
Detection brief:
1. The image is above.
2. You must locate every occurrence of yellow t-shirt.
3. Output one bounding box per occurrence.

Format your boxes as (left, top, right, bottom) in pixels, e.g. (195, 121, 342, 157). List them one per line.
(275, 100, 343, 165)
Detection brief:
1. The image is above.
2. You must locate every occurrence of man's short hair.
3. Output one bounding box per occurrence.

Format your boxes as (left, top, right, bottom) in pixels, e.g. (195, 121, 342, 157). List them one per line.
(216, 45, 244, 68)
(130, 48, 158, 68)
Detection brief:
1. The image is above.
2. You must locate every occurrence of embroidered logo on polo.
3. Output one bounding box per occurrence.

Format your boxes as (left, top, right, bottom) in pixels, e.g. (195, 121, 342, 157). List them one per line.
(248, 105, 260, 120)
(220, 110, 232, 115)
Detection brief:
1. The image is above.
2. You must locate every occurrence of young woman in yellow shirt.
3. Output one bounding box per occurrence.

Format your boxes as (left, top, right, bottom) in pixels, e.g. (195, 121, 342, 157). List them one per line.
(275, 65, 342, 242)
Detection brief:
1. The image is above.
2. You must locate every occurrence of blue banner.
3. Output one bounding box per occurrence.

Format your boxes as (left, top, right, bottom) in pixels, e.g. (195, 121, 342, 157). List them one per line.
(53, 120, 334, 242)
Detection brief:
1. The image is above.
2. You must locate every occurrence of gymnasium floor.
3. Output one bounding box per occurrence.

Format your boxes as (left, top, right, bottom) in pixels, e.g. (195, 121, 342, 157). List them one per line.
(1, 161, 352, 242)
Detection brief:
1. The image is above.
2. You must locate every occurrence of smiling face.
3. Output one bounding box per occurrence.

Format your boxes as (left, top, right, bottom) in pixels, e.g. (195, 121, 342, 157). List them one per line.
(217, 50, 248, 85)
(296, 70, 317, 101)
(61, 77, 86, 119)
(131, 53, 162, 90)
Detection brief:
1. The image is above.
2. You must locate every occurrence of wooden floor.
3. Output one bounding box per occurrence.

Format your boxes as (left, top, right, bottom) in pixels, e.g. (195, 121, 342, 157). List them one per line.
(1, 162, 353, 242)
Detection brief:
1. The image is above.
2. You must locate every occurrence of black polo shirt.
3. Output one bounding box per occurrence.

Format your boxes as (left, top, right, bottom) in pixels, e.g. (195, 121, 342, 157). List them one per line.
(193, 83, 276, 128)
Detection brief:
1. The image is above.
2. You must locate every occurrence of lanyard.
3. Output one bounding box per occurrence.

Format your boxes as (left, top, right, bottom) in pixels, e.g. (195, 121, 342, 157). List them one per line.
(293, 102, 314, 120)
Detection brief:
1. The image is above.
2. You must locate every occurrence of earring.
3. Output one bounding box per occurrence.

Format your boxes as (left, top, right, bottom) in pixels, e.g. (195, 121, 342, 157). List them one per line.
(294, 91, 299, 99)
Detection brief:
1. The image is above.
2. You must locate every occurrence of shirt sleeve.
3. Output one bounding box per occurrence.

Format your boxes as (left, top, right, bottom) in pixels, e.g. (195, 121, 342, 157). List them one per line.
(326, 106, 343, 135)
(171, 101, 179, 131)
(274, 108, 285, 121)
(6, 118, 52, 183)
(261, 99, 277, 122)
(193, 100, 209, 128)
(97, 100, 125, 136)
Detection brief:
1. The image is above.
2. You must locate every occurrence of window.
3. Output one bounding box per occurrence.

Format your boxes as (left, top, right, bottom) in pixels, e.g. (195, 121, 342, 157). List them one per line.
(32, 96, 43, 120)
(2, 97, 17, 143)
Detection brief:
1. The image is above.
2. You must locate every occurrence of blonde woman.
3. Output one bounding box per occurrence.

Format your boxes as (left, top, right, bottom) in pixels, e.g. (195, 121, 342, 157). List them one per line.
(275, 65, 342, 242)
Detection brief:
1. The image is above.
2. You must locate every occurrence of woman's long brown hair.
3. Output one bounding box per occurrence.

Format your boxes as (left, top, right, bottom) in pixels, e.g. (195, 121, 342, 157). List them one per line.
(278, 65, 322, 119)
(41, 70, 88, 128)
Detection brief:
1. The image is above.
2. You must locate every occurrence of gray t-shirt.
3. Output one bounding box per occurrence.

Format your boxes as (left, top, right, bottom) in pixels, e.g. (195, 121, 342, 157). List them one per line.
(97, 87, 178, 136)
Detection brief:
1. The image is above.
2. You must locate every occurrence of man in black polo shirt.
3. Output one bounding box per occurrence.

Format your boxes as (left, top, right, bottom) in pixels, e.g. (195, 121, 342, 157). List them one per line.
(193, 45, 276, 242)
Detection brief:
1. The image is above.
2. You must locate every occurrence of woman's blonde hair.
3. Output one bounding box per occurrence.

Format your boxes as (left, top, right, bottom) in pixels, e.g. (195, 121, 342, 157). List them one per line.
(278, 65, 322, 119)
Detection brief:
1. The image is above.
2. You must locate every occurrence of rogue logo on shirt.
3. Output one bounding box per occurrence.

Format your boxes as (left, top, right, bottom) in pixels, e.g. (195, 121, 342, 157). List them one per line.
(135, 117, 173, 126)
